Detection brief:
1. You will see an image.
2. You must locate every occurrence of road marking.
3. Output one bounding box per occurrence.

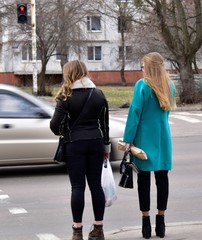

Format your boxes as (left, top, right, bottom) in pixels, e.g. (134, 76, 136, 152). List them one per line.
(9, 208, 27, 214)
(174, 112, 202, 117)
(0, 194, 10, 200)
(111, 112, 202, 124)
(110, 116, 126, 123)
(170, 114, 202, 123)
(36, 233, 61, 240)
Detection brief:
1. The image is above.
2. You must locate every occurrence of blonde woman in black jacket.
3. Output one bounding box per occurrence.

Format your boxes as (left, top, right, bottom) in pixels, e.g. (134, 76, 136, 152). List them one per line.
(50, 60, 110, 240)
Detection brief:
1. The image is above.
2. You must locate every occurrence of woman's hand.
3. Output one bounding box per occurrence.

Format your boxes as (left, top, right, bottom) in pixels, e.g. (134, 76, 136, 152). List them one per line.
(104, 152, 110, 160)
(125, 143, 131, 151)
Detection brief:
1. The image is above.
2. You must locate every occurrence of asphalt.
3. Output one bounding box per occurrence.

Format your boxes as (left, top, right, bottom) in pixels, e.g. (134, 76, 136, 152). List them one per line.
(48, 98, 202, 240)
(105, 103, 202, 240)
(104, 221, 202, 239)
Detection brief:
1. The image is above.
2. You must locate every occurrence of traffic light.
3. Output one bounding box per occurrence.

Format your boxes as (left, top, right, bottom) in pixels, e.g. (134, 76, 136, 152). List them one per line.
(17, 3, 28, 24)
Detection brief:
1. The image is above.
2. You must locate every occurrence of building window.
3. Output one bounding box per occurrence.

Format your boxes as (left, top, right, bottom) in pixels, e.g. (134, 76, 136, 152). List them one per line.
(87, 16, 101, 31)
(87, 46, 102, 60)
(22, 44, 41, 61)
(55, 47, 69, 60)
(118, 16, 132, 32)
(22, 44, 32, 61)
(119, 46, 133, 60)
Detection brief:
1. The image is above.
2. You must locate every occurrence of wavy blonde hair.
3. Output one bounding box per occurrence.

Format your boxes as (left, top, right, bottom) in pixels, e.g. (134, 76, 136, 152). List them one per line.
(55, 60, 89, 101)
(143, 52, 175, 111)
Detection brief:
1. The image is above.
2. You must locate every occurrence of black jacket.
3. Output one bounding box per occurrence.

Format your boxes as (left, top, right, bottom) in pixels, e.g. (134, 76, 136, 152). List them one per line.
(50, 88, 110, 148)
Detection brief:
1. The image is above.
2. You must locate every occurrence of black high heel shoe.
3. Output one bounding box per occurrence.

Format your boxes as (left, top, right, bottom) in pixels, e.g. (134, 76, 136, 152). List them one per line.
(142, 216, 151, 239)
(155, 215, 165, 238)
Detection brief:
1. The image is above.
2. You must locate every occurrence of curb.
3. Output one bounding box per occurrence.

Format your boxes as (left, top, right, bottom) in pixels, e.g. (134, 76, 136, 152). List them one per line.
(105, 221, 202, 240)
(106, 221, 202, 234)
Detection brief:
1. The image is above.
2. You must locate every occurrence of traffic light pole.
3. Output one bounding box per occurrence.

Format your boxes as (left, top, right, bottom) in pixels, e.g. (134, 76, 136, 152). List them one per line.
(31, 0, 37, 95)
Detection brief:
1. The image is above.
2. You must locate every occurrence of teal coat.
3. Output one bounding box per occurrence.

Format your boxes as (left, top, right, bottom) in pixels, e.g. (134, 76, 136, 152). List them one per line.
(123, 78, 175, 171)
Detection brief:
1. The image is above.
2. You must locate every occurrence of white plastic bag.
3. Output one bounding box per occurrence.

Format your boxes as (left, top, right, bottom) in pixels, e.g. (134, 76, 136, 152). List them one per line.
(101, 159, 117, 207)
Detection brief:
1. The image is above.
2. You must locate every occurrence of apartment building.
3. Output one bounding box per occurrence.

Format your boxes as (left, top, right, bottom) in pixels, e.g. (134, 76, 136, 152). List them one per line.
(0, 1, 146, 85)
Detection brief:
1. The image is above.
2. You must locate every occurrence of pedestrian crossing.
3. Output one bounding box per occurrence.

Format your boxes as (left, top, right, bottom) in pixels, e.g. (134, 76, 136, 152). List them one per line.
(36, 233, 61, 240)
(0, 188, 66, 240)
(169, 112, 202, 124)
(110, 111, 202, 125)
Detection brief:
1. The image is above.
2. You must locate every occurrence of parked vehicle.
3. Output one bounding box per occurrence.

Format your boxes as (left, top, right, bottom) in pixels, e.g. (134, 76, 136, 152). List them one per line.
(0, 84, 124, 166)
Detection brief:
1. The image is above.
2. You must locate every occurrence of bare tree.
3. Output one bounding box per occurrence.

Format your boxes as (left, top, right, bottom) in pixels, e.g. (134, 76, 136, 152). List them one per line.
(35, 0, 91, 95)
(117, 1, 132, 86)
(95, 0, 141, 86)
(139, 0, 202, 103)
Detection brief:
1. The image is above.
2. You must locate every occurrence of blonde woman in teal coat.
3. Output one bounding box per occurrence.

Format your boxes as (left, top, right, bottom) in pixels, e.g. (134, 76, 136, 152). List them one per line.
(123, 52, 175, 239)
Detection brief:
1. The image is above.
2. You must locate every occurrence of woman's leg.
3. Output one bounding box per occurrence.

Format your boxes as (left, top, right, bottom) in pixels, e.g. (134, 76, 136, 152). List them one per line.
(137, 171, 151, 214)
(154, 170, 169, 238)
(137, 171, 152, 239)
(154, 170, 169, 213)
(86, 139, 105, 224)
(65, 141, 87, 228)
(86, 139, 105, 240)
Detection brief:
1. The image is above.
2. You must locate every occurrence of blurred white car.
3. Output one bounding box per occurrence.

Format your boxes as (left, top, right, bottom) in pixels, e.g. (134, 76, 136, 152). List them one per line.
(0, 84, 124, 166)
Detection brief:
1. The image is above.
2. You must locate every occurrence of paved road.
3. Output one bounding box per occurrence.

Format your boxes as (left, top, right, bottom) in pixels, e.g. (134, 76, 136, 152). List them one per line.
(0, 110, 202, 240)
(110, 109, 202, 137)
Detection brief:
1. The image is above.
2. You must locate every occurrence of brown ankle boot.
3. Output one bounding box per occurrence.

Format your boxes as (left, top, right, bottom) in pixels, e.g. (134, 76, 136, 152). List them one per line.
(72, 226, 83, 240)
(88, 224, 105, 240)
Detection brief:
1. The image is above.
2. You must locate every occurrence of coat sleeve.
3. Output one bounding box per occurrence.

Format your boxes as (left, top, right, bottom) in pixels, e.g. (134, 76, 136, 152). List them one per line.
(123, 80, 145, 144)
(50, 97, 68, 136)
(99, 94, 111, 153)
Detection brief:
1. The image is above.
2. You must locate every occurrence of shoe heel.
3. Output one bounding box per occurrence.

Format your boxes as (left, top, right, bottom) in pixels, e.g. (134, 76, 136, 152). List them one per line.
(155, 215, 165, 238)
(142, 216, 151, 239)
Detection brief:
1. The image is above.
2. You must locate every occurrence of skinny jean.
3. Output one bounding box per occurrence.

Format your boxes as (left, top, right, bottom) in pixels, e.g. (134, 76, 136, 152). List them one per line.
(65, 138, 105, 223)
(137, 170, 169, 212)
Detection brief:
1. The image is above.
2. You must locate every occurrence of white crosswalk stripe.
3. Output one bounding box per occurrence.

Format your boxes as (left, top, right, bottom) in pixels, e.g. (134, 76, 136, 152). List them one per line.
(36, 233, 61, 240)
(174, 112, 202, 117)
(170, 114, 202, 123)
(111, 112, 202, 125)
(0, 194, 10, 200)
(9, 208, 27, 214)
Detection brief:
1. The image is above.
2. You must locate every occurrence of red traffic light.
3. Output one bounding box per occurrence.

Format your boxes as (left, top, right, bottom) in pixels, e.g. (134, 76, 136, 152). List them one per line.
(17, 3, 28, 24)
(19, 5, 26, 12)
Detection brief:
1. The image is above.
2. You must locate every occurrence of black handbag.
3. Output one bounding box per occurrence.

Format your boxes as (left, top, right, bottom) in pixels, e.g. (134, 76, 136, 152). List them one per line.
(54, 136, 65, 163)
(118, 149, 139, 189)
(53, 89, 94, 163)
(53, 114, 68, 163)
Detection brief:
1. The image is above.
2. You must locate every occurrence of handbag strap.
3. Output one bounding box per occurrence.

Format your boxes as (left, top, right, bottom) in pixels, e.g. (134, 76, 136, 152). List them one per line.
(120, 149, 139, 174)
(119, 149, 130, 174)
(59, 88, 94, 136)
(69, 88, 94, 130)
(123, 149, 131, 162)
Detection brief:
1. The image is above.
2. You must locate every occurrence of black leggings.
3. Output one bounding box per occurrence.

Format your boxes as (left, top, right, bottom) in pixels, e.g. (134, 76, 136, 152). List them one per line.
(137, 170, 169, 212)
(65, 139, 105, 223)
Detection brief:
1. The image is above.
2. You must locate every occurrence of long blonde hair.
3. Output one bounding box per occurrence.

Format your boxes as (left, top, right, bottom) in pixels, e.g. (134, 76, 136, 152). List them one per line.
(55, 60, 89, 101)
(143, 52, 175, 111)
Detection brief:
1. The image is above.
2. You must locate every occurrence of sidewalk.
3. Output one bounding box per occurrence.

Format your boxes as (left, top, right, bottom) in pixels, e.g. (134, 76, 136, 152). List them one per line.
(105, 222, 202, 239)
